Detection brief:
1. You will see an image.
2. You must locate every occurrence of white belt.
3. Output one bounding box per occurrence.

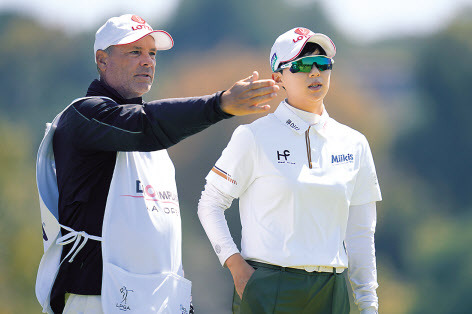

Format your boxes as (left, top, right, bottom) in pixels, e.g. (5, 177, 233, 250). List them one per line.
(290, 265, 345, 274)
(56, 224, 103, 263)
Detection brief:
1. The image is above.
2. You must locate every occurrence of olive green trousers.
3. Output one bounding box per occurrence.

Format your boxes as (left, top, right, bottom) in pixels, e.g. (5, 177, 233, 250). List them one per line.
(232, 261, 349, 314)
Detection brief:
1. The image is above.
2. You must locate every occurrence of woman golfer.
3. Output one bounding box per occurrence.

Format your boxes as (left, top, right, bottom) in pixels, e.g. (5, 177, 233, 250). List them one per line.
(198, 27, 381, 314)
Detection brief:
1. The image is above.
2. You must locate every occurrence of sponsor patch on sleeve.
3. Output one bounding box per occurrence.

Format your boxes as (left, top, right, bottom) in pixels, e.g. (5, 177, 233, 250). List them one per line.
(211, 166, 237, 185)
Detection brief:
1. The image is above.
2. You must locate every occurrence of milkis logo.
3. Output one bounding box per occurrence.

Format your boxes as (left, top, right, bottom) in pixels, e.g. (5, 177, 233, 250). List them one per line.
(293, 27, 312, 43)
(331, 153, 354, 164)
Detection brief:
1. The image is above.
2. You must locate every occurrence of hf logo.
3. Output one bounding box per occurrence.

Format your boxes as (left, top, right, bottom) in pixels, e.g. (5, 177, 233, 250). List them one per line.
(277, 150, 295, 165)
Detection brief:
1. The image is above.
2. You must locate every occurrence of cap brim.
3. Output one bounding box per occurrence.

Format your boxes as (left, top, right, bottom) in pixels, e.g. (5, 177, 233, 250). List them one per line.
(280, 33, 336, 65)
(307, 34, 336, 58)
(114, 30, 174, 50)
(150, 30, 174, 50)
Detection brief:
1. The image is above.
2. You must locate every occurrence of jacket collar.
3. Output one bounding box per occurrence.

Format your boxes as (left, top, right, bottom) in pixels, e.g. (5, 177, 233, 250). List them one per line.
(86, 79, 143, 105)
(274, 100, 330, 135)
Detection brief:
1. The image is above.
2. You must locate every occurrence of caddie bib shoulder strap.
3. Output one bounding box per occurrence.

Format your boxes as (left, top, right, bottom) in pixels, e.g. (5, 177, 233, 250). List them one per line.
(35, 96, 112, 314)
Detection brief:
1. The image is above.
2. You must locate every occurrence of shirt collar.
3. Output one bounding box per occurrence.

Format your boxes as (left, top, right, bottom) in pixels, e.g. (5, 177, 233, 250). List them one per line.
(274, 100, 330, 135)
(86, 79, 143, 105)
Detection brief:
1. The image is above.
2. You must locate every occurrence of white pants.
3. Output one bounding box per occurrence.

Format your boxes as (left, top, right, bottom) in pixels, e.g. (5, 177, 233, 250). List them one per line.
(63, 294, 103, 314)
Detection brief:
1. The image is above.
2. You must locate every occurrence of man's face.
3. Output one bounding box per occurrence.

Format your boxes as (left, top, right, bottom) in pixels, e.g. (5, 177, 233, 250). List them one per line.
(98, 35, 157, 99)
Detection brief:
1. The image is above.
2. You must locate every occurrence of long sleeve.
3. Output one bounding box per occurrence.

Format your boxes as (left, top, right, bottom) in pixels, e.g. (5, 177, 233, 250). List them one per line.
(345, 202, 379, 313)
(65, 91, 231, 152)
(144, 93, 232, 147)
(198, 182, 239, 266)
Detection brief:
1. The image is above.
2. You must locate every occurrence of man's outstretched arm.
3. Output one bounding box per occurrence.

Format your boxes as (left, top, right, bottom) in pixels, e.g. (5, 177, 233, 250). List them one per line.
(70, 72, 278, 152)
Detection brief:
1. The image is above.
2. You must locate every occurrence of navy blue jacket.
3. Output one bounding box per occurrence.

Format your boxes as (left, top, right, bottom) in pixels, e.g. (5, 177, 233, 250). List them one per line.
(50, 79, 231, 313)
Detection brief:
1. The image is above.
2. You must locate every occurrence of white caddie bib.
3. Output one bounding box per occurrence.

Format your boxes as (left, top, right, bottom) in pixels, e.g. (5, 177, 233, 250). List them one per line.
(36, 97, 191, 314)
(101, 150, 191, 314)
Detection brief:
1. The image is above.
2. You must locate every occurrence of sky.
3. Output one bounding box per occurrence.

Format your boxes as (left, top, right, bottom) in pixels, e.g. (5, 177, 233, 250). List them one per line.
(321, 0, 472, 41)
(0, 0, 471, 42)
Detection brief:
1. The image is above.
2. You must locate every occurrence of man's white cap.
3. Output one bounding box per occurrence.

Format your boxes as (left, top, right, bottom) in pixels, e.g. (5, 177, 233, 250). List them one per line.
(270, 27, 336, 72)
(94, 14, 173, 62)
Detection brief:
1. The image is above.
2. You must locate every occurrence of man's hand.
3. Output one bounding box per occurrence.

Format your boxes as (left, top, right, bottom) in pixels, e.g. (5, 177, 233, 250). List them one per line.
(220, 71, 279, 116)
(226, 253, 256, 299)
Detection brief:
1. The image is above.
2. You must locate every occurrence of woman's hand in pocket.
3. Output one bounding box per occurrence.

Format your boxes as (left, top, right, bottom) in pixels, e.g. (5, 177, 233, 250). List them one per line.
(226, 253, 255, 299)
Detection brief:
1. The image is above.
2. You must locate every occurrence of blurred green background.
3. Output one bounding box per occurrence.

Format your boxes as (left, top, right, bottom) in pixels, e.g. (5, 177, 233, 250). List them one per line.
(0, 0, 471, 313)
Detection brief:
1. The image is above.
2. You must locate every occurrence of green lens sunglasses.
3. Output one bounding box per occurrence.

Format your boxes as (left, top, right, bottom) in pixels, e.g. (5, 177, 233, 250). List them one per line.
(278, 55, 334, 73)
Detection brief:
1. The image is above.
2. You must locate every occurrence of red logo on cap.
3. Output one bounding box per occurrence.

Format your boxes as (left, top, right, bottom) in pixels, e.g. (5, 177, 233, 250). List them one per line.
(295, 28, 310, 36)
(131, 15, 146, 24)
(293, 28, 312, 43)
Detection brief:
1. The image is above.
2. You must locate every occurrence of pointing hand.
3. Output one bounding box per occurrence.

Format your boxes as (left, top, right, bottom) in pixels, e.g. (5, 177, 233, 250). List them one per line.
(220, 71, 279, 116)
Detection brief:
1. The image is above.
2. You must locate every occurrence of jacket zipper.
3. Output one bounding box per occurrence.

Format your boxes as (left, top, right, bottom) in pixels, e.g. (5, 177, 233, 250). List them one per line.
(305, 126, 312, 169)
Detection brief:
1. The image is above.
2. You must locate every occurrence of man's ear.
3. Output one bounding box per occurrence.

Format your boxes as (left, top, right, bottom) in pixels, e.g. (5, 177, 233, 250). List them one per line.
(96, 50, 109, 73)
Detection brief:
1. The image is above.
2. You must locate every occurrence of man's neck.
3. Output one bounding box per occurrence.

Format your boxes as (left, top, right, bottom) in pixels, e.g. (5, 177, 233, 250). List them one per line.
(86, 79, 143, 105)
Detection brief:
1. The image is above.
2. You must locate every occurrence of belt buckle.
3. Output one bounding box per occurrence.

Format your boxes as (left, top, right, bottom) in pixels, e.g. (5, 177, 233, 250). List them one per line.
(319, 266, 331, 273)
(304, 266, 317, 272)
(301, 266, 339, 273)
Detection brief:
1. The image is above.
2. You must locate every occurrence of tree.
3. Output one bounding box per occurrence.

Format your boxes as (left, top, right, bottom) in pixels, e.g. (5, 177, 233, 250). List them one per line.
(165, 0, 334, 50)
(395, 15, 472, 211)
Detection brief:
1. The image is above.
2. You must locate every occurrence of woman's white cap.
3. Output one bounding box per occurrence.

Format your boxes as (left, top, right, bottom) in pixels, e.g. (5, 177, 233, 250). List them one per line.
(94, 14, 174, 62)
(270, 27, 336, 72)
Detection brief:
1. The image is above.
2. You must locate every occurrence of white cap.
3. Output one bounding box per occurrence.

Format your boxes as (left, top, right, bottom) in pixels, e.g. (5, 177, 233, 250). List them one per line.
(94, 14, 173, 62)
(270, 27, 336, 72)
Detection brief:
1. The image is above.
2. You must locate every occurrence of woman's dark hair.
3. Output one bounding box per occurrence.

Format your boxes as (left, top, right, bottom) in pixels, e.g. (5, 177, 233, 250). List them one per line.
(299, 42, 326, 58)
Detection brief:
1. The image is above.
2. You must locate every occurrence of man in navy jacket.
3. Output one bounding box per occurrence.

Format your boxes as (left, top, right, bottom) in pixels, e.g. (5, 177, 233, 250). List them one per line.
(39, 14, 278, 313)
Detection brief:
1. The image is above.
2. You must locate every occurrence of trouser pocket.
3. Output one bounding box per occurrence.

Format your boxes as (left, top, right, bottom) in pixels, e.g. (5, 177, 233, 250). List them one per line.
(102, 262, 192, 314)
(233, 267, 279, 314)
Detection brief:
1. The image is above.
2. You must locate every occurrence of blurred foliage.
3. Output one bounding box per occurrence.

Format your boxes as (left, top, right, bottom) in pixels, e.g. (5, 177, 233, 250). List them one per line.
(0, 120, 42, 314)
(0, 3, 471, 314)
(394, 14, 472, 211)
(166, 0, 334, 50)
(0, 12, 97, 144)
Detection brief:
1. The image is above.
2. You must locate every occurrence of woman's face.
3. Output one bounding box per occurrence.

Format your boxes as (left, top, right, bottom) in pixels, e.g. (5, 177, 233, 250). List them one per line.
(273, 52, 331, 113)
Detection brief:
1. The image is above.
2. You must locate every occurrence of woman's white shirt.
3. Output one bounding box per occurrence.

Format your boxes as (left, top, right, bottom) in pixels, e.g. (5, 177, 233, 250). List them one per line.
(198, 100, 381, 312)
